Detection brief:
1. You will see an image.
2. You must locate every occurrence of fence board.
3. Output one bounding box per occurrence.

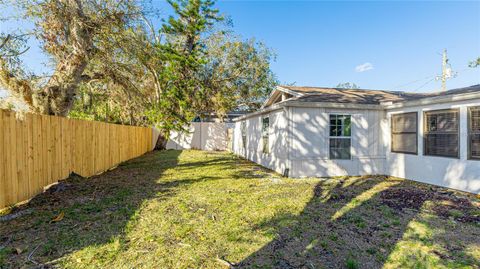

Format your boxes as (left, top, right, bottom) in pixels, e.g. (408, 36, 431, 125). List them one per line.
(0, 110, 153, 209)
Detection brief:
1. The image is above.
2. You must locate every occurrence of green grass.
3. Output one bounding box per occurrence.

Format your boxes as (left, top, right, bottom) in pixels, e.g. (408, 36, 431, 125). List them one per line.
(0, 150, 478, 268)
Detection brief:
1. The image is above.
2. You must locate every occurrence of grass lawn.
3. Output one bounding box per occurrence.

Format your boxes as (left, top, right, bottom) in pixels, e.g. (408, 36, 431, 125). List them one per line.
(0, 150, 479, 268)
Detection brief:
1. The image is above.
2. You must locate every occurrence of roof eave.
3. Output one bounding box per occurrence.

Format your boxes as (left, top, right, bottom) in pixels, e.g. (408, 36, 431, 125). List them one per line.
(383, 91, 480, 109)
(233, 102, 286, 122)
(233, 100, 383, 122)
(261, 85, 304, 109)
(286, 101, 383, 110)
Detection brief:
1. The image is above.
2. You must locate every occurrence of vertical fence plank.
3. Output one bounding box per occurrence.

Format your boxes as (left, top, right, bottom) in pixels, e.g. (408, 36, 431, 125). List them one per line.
(0, 111, 5, 208)
(9, 112, 18, 205)
(26, 114, 34, 198)
(60, 117, 70, 178)
(54, 117, 62, 182)
(18, 115, 28, 201)
(0, 110, 152, 209)
(33, 114, 41, 195)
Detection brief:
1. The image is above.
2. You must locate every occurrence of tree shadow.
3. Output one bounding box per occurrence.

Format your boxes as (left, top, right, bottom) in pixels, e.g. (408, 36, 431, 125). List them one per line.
(0, 150, 222, 267)
(237, 176, 480, 268)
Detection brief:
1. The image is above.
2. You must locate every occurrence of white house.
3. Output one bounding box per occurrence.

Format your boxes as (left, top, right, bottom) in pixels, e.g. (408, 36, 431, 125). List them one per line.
(232, 85, 480, 194)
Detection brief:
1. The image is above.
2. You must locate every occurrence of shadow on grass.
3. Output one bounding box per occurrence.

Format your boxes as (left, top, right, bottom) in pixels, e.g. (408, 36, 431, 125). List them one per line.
(237, 176, 480, 269)
(0, 150, 220, 268)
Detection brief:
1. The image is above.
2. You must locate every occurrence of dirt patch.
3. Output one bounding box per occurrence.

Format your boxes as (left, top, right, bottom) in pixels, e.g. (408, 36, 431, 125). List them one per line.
(431, 197, 480, 223)
(380, 187, 433, 210)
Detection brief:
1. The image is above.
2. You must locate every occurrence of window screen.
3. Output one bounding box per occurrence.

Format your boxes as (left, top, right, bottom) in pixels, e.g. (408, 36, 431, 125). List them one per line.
(329, 115, 351, 159)
(262, 117, 270, 154)
(469, 107, 480, 160)
(424, 109, 459, 158)
(241, 121, 247, 151)
(391, 112, 418, 154)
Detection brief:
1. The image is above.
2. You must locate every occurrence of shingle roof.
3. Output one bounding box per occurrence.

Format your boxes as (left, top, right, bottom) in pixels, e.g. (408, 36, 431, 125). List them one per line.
(279, 85, 480, 105)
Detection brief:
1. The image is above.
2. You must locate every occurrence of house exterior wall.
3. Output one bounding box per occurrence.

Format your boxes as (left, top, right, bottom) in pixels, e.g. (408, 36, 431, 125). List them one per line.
(233, 109, 289, 175)
(289, 107, 386, 178)
(232, 98, 480, 194)
(385, 99, 480, 194)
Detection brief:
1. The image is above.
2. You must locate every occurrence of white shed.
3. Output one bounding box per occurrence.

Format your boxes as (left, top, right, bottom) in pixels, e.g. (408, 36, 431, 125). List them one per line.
(232, 85, 480, 194)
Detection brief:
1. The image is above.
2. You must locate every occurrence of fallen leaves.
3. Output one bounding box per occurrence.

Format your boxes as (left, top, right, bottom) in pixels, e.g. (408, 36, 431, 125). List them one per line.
(51, 212, 65, 222)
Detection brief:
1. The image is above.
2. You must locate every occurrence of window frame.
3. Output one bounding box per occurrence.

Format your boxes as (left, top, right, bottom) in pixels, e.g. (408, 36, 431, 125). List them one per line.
(390, 112, 418, 155)
(423, 108, 460, 159)
(468, 106, 480, 160)
(262, 116, 270, 154)
(329, 114, 352, 160)
(240, 121, 247, 151)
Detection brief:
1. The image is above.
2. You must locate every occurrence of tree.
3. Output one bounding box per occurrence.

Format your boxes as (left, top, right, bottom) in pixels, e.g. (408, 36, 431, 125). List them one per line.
(198, 33, 277, 116)
(469, 57, 480, 68)
(1, 0, 278, 140)
(336, 82, 359, 89)
(145, 0, 224, 134)
(0, 0, 143, 116)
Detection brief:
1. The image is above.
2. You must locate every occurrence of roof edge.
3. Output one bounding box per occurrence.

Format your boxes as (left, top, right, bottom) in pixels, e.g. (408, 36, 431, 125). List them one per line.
(383, 91, 480, 109)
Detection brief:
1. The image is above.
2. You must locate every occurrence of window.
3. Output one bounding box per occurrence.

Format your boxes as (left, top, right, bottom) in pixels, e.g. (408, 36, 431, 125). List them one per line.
(469, 107, 480, 160)
(241, 121, 247, 151)
(262, 116, 270, 154)
(391, 112, 418, 154)
(424, 109, 459, 158)
(329, 114, 351, 159)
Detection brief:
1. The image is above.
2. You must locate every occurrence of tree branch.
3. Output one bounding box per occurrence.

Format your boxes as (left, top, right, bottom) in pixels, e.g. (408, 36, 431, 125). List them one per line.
(0, 56, 35, 109)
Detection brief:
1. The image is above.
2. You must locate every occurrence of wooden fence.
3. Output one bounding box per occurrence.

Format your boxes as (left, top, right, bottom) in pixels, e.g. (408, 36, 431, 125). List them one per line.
(0, 109, 153, 209)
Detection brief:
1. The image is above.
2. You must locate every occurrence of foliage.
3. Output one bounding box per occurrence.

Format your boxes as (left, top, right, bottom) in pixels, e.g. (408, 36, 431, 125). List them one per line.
(1, 0, 277, 137)
(469, 57, 480, 68)
(0, 0, 143, 116)
(336, 82, 360, 89)
(199, 33, 277, 115)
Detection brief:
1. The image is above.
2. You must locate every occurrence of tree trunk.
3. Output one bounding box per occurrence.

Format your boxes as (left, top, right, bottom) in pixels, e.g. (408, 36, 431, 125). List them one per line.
(154, 134, 168, 150)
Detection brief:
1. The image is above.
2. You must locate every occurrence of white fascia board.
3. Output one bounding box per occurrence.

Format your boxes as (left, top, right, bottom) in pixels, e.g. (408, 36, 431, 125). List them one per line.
(261, 86, 304, 109)
(234, 101, 383, 122)
(233, 103, 285, 122)
(383, 92, 480, 109)
(276, 86, 305, 97)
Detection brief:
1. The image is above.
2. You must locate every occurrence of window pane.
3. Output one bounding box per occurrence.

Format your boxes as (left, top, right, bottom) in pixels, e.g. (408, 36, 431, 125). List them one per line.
(424, 110, 459, 157)
(470, 107, 480, 159)
(330, 117, 337, 125)
(391, 112, 417, 154)
(241, 122, 247, 150)
(471, 134, 480, 159)
(392, 113, 417, 133)
(392, 133, 417, 153)
(472, 109, 480, 132)
(329, 114, 351, 137)
(330, 126, 337, 136)
(262, 117, 269, 153)
(425, 134, 458, 157)
(329, 138, 351, 159)
(263, 136, 269, 153)
(425, 111, 458, 132)
(344, 116, 351, 136)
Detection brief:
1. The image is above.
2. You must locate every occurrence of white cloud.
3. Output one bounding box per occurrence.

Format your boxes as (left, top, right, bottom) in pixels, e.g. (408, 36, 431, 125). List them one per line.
(355, 62, 374, 73)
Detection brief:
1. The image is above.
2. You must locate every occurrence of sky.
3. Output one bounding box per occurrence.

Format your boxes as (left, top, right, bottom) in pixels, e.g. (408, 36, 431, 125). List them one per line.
(1, 0, 479, 96)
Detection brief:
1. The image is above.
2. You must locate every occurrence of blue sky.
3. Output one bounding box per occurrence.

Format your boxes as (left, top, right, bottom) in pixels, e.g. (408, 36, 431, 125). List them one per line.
(1, 0, 479, 93)
(212, 0, 480, 92)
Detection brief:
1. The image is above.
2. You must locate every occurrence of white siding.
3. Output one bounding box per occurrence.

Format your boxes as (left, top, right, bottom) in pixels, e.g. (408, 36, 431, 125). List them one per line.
(233, 109, 289, 175)
(232, 99, 480, 194)
(289, 107, 385, 177)
(385, 99, 480, 194)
